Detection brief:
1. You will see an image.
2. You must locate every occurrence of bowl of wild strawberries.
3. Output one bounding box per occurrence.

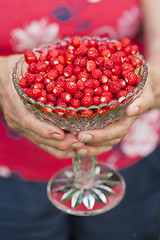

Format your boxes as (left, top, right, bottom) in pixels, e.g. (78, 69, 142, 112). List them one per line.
(12, 36, 148, 131)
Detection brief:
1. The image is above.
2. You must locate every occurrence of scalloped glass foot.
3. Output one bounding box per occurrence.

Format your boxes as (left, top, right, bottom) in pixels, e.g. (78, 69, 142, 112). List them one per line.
(47, 163, 125, 216)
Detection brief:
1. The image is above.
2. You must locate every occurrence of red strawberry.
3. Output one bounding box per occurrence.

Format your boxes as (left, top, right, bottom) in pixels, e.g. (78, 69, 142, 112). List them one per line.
(108, 80, 122, 93)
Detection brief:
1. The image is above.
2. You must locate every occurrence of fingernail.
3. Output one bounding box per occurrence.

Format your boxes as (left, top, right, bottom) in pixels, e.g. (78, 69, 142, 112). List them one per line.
(72, 143, 82, 149)
(78, 149, 88, 155)
(66, 152, 76, 158)
(51, 133, 62, 140)
(132, 106, 140, 115)
(79, 134, 92, 142)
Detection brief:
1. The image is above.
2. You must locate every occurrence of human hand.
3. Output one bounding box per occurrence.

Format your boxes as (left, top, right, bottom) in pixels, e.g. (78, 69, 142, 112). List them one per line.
(0, 55, 84, 159)
(76, 80, 154, 156)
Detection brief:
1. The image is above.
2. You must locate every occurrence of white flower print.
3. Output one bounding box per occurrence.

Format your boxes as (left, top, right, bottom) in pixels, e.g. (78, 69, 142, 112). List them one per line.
(91, 5, 141, 40)
(87, 0, 101, 2)
(120, 109, 160, 158)
(10, 18, 59, 52)
(118, 6, 141, 39)
(0, 166, 11, 178)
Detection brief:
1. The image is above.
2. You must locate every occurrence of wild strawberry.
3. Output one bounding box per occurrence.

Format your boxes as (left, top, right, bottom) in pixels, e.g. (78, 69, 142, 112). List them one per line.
(55, 102, 67, 116)
(47, 49, 59, 60)
(84, 87, 94, 96)
(91, 68, 102, 78)
(24, 50, 37, 64)
(122, 63, 134, 71)
(46, 82, 55, 93)
(71, 36, 81, 47)
(86, 60, 96, 72)
(79, 57, 88, 68)
(121, 38, 131, 48)
(64, 81, 77, 93)
(107, 42, 116, 52)
(65, 53, 75, 63)
(131, 56, 142, 68)
(94, 87, 103, 96)
(115, 40, 122, 50)
(99, 75, 109, 84)
(43, 106, 54, 113)
(47, 69, 59, 80)
(109, 102, 120, 110)
(47, 94, 57, 104)
(56, 78, 65, 88)
(36, 61, 49, 72)
(125, 85, 135, 92)
(119, 79, 127, 88)
(73, 66, 81, 75)
(54, 64, 64, 75)
(53, 86, 64, 97)
(87, 47, 99, 59)
(116, 90, 128, 99)
(81, 95, 93, 108)
(49, 57, 60, 67)
(31, 88, 42, 98)
(74, 90, 84, 99)
(108, 80, 122, 93)
(95, 57, 104, 66)
(123, 46, 131, 55)
(84, 79, 93, 88)
(37, 96, 47, 104)
(41, 90, 47, 97)
(100, 49, 112, 58)
(77, 80, 85, 90)
(70, 98, 81, 108)
(57, 55, 66, 66)
(111, 75, 119, 81)
(65, 109, 77, 119)
(100, 93, 113, 104)
(61, 92, 72, 104)
(112, 65, 122, 75)
(89, 39, 98, 48)
(130, 45, 139, 55)
(25, 72, 35, 85)
(110, 51, 126, 64)
(39, 53, 48, 62)
(92, 78, 100, 88)
(93, 96, 100, 105)
(81, 110, 94, 118)
(33, 83, 45, 90)
(78, 71, 89, 81)
(35, 72, 44, 83)
(43, 78, 51, 85)
(19, 77, 28, 88)
(28, 62, 37, 73)
(101, 84, 109, 92)
(75, 44, 88, 56)
(103, 69, 113, 78)
(63, 64, 73, 77)
(104, 58, 114, 69)
(97, 108, 108, 116)
(98, 43, 107, 52)
(125, 71, 138, 85)
(66, 45, 76, 54)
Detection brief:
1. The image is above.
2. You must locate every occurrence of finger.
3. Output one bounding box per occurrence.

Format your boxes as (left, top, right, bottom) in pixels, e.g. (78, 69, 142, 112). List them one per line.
(18, 103, 65, 140)
(38, 144, 77, 159)
(77, 145, 113, 156)
(29, 131, 84, 151)
(78, 115, 136, 143)
(126, 82, 154, 116)
(86, 138, 121, 146)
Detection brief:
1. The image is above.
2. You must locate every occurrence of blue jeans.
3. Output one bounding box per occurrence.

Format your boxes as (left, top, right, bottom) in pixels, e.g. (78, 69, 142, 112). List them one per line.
(0, 146, 160, 240)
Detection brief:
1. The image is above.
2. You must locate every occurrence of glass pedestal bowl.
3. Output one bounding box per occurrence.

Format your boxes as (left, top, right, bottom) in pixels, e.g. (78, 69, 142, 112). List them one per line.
(12, 36, 148, 216)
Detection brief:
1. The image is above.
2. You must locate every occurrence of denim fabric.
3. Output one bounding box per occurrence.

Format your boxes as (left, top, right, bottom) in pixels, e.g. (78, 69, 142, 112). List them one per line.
(0, 146, 160, 240)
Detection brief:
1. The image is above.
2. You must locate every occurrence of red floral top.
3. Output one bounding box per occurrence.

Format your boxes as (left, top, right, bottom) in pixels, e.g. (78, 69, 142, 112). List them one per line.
(0, 0, 160, 181)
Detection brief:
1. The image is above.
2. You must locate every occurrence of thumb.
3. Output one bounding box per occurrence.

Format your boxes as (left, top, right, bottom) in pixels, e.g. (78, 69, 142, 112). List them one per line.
(126, 83, 154, 117)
